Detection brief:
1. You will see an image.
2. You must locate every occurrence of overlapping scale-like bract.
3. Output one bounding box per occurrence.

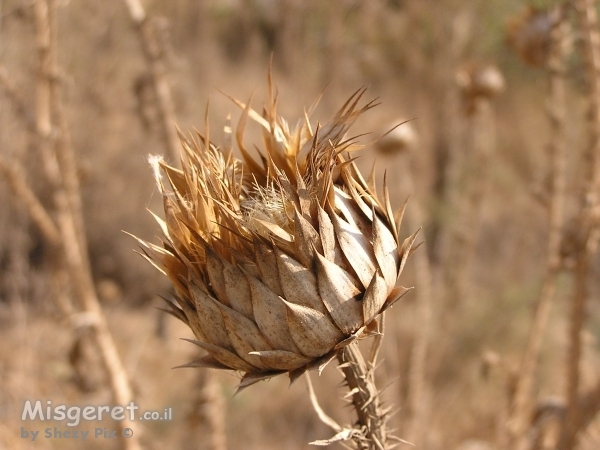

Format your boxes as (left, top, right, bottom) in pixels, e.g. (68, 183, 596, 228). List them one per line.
(139, 88, 416, 388)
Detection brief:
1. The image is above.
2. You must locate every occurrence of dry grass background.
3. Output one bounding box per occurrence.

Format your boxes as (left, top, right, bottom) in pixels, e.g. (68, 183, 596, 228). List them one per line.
(2, 0, 600, 449)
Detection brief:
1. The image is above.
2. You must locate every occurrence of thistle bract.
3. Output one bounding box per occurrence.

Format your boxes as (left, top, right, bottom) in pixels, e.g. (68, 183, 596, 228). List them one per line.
(139, 88, 415, 388)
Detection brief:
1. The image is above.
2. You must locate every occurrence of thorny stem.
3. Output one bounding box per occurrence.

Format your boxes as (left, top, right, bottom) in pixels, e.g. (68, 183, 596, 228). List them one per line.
(337, 342, 388, 450)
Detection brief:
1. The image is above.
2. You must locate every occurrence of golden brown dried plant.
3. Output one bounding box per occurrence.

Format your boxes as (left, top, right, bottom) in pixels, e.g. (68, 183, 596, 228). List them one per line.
(137, 84, 416, 448)
(140, 87, 414, 383)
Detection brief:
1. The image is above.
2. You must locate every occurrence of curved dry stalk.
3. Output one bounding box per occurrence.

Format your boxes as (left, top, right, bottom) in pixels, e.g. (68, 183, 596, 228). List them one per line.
(298, 341, 393, 449)
(306, 371, 358, 449)
(304, 330, 395, 450)
(0, 155, 60, 246)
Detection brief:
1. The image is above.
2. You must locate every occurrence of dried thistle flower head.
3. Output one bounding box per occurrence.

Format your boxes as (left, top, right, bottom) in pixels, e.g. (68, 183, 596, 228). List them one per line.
(137, 87, 415, 389)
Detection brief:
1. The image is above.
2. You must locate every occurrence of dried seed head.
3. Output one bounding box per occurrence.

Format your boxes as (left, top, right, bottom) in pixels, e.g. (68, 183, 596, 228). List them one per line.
(375, 120, 418, 155)
(456, 62, 505, 115)
(506, 6, 570, 68)
(456, 63, 505, 100)
(139, 87, 414, 388)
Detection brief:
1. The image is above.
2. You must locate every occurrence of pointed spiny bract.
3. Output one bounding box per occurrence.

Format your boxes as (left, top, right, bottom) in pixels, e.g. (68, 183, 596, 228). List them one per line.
(142, 88, 413, 385)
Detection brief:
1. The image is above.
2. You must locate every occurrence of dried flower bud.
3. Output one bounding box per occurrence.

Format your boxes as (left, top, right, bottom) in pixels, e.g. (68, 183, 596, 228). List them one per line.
(506, 6, 569, 67)
(456, 63, 505, 114)
(456, 63, 505, 99)
(137, 88, 415, 389)
(375, 120, 418, 155)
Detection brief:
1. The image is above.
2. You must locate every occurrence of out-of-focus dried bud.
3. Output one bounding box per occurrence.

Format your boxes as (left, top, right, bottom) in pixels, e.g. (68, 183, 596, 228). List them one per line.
(375, 120, 418, 155)
(507, 6, 570, 67)
(456, 63, 505, 114)
(456, 63, 505, 99)
(455, 440, 493, 450)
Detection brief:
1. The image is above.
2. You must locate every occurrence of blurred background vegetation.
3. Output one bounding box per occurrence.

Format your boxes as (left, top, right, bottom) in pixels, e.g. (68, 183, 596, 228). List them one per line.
(1, 0, 600, 449)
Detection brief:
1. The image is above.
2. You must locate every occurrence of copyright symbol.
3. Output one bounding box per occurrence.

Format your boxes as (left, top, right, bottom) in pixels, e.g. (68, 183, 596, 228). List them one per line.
(123, 428, 133, 438)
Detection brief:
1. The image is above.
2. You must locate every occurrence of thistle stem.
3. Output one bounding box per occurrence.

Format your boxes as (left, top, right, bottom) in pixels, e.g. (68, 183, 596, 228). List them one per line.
(337, 342, 388, 450)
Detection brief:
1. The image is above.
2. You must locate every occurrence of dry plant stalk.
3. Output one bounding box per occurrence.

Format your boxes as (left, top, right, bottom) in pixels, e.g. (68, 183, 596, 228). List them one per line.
(36, 1, 142, 448)
(277, 0, 304, 75)
(504, 3, 600, 449)
(0, 65, 73, 317)
(428, 9, 472, 283)
(138, 85, 416, 449)
(123, 0, 180, 162)
(188, 370, 227, 450)
(402, 177, 433, 449)
(336, 342, 389, 449)
(123, 1, 228, 446)
(0, 68, 30, 323)
(559, 0, 600, 447)
(0, 156, 60, 246)
(506, 6, 569, 450)
(0, 1, 145, 448)
(448, 63, 504, 304)
(200, 372, 227, 450)
(0, 64, 36, 133)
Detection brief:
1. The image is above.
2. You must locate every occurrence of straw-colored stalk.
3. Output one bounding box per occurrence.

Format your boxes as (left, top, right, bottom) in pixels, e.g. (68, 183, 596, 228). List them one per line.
(124, 1, 229, 446)
(560, 1, 600, 447)
(0, 60, 73, 319)
(0, 64, 36, 133)
(449, 63, 504, 304)
(278, 0, 305, 75)
(340, 342, 393, 449)
(189, 371, 227, 450)
(0, 67, 29, 322)
(427, 9, 472, 278)
(203, 373, 227, 450)
(123, 0, 180, 162)
(399, 158, 433, 449)
(0, 156, 60, 247)
(32, 0, 77, 318)
(31, 2, 142, 448)
(505, 6, 569, 450)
